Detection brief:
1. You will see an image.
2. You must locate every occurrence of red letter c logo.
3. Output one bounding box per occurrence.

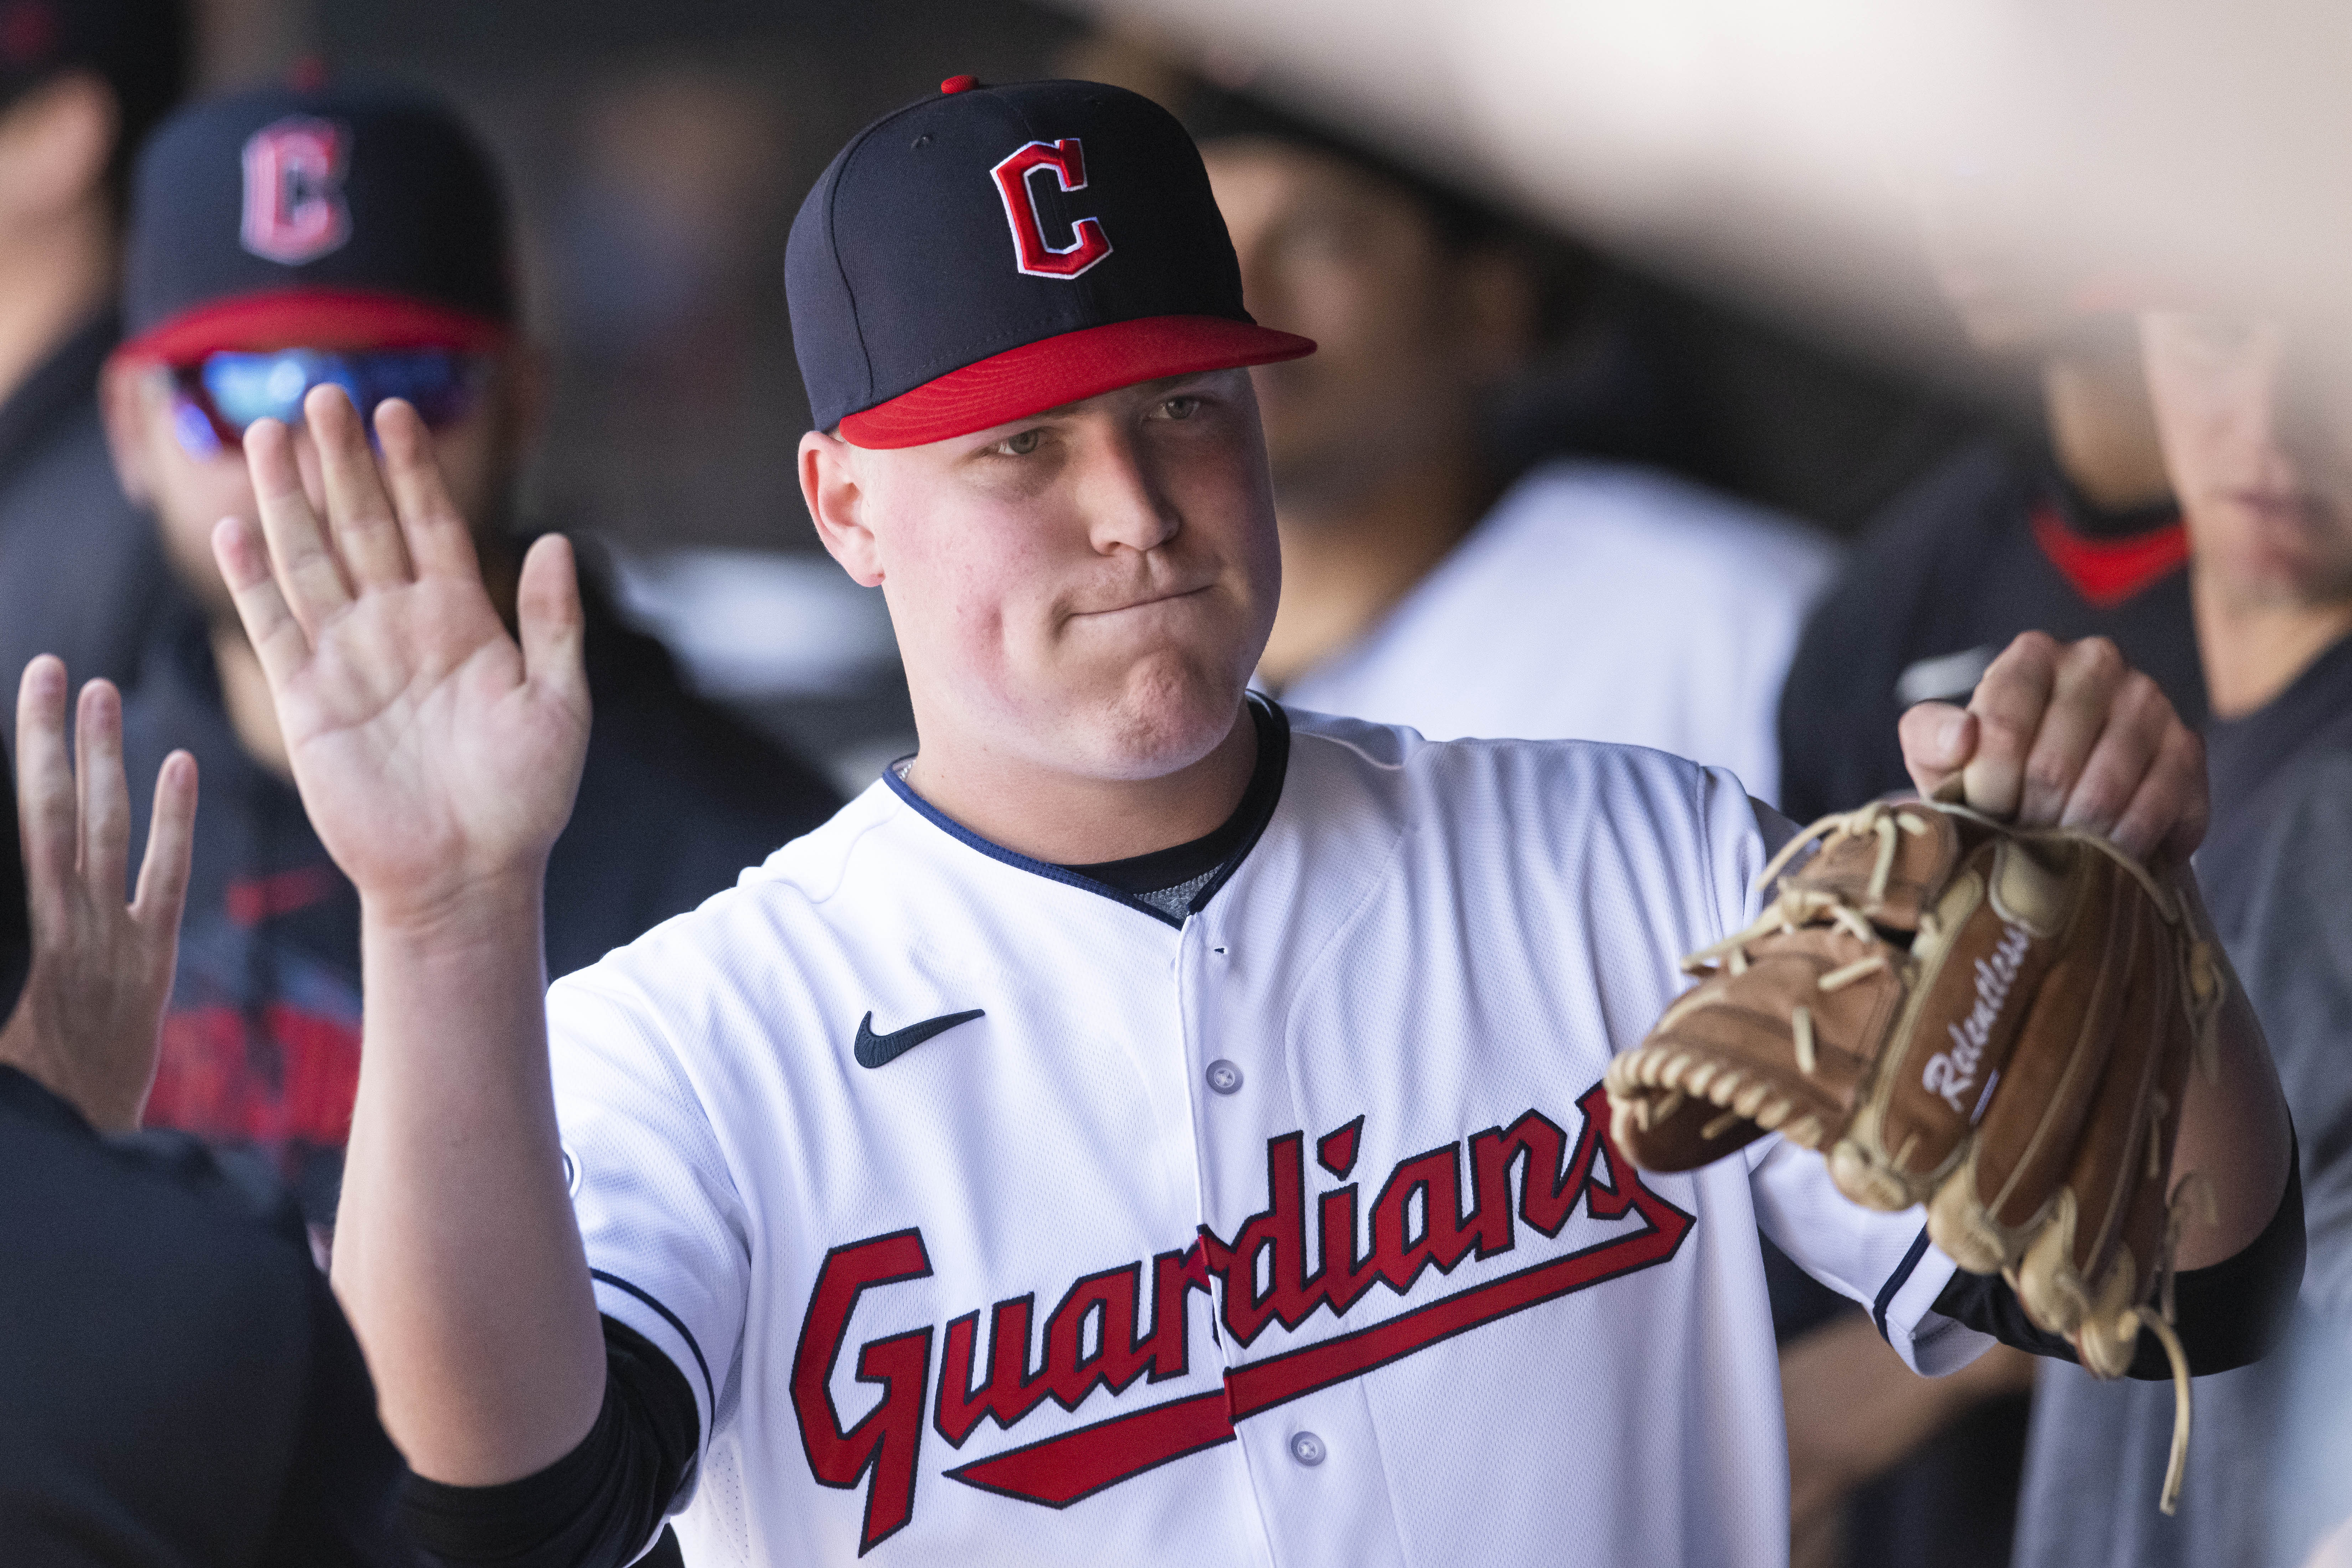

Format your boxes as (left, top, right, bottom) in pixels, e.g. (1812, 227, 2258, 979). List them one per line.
(989, 138, 1113, 280)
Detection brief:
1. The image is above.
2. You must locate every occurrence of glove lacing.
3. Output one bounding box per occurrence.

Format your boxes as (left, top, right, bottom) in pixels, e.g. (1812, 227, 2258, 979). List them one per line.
(1699, 802, 2216, 1515)
(1677, 804, 1938, 1085)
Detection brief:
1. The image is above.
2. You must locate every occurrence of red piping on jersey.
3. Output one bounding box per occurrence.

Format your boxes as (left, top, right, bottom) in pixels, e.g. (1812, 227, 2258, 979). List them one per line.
(2029, 501, 2188, 609)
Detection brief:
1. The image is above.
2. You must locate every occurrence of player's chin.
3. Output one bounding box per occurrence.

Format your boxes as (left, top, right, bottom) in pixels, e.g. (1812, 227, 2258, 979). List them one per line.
(1079, 656, 1253, 782)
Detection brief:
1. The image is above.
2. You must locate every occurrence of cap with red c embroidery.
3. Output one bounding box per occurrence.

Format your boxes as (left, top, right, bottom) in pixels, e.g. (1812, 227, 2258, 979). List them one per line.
(786, 76, 1312, 449)
(116, 79, 515, 365)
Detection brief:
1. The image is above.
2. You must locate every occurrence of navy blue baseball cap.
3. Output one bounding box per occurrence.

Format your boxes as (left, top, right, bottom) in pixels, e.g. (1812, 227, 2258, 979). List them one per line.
(115, 80, 514, 366)
(788, 74, 1313, 449)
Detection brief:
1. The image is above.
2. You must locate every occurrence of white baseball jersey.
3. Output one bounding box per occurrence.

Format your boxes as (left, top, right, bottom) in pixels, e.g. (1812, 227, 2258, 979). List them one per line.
(548, 707, 1987, 1567)
(1279, 459, 1838, 806)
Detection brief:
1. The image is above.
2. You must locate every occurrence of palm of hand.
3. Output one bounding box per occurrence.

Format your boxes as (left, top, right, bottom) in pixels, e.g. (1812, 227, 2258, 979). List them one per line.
(214, 390, 590, 925)
(280, 571, 587, 913)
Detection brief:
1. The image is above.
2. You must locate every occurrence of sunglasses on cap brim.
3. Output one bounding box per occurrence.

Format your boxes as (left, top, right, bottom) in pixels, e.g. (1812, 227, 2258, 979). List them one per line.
(167, 347, 490, 459)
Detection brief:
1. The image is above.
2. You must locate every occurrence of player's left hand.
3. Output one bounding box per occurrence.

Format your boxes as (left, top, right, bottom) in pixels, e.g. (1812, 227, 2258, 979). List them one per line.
(1897, 631, 2205, 866)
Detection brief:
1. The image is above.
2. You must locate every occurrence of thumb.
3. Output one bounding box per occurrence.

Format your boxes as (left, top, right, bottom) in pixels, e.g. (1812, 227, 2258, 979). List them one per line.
(516, 533, 588, 714)
(1898, 702, 1976, 801)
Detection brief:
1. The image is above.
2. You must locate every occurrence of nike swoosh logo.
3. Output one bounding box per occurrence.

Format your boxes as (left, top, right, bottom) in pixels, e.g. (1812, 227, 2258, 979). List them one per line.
(854, 1009, 986, 1069)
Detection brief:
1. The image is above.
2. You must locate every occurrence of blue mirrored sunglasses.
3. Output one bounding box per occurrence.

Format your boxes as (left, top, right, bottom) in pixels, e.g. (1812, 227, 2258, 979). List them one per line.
(168, 348, 489, 458)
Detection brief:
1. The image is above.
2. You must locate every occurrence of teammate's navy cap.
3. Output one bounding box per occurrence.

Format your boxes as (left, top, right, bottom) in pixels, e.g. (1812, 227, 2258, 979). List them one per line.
(116, 80, 514, 365)
(787, 74, 1313, 449)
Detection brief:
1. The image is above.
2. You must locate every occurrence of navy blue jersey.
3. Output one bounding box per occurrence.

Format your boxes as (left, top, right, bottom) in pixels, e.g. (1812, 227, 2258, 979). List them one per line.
(0, 1064, 408, 1564)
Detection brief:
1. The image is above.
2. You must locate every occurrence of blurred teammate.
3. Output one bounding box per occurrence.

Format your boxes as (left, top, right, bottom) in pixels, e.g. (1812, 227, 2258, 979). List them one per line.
(0, 0, 189, 716)
(2012, 309, 2352, 1568)
(1766, 200, 2210, 1567)
(0, 657, 409, 1563)
(1778, 192, 2202, 823)
(96, 81, 840, 1233)
(1191, 96, 1835, 800)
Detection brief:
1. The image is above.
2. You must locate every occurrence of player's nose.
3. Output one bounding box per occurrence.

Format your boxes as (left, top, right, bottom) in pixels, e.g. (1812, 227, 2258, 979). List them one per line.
(1073, 424, 1181, 557)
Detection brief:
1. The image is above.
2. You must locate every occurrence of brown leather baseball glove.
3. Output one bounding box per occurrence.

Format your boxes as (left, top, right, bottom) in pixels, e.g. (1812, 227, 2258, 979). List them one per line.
(1603, 797, 2226, 1511)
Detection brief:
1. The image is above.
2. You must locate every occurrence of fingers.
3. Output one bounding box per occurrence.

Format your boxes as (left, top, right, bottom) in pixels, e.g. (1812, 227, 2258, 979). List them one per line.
(374, 398, 483, 582)
(2054, 671, 2165, 839)
(1900, 631, 2208, 866)
(1898, 703, 1976, 800)
(211, 515, 313, 691)
(2118, 724, 2209, 866)
(308, 383, 415, 590)
(14, 657, 75, 900)
(74, 680, 129, 902)
(243, 416, 352, 636)
(1958, 633, 2061, 817)
(516, 533, 589, 707)
(2012, 638, 2131, 824)
(131, 751, 197, 931)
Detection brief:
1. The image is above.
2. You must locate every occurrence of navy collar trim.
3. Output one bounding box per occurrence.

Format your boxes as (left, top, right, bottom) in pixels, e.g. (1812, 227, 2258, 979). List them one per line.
(882, 696, 1291, 929)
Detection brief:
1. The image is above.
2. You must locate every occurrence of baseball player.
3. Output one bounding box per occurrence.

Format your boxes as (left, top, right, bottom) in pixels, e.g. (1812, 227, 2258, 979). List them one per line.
(0, 660, 412, 1561)
(1189, 91, 1836, 805)
(1778, 183, 2201, 826)
(217, 80, 2295, 1566)
(2010, 309, 2352, 1568)
(92, 80, 840, 1242)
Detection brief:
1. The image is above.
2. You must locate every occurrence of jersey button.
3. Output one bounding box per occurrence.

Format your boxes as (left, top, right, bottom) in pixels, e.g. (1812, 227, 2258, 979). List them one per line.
(1289, 1430, 1327, 1466)
(1205, 1059, 1244, 1095)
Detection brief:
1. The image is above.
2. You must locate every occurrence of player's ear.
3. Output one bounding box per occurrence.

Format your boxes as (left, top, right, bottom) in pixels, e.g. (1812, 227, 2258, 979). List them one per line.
(801, 429, 883, 587)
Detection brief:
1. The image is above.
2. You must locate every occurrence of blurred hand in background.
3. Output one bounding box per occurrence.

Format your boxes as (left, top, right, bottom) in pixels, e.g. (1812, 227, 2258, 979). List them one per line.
(0, 655, 195, 1131)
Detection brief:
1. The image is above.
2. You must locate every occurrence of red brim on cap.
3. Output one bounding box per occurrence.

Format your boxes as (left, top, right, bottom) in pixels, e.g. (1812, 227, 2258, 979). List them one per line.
(838, 314, 1315, 450)
(113, 287, 512, 365)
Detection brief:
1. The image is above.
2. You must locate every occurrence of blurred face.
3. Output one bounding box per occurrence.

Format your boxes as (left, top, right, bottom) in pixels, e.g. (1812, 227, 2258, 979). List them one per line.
(2141, 313, 2352, 609)
(1912, 183, 2087, 356)
(1202, 140, 1528, 503)
(803, 370, 1280, 783)
(103, 350, 527, 623)
(0, 72, 112, 248)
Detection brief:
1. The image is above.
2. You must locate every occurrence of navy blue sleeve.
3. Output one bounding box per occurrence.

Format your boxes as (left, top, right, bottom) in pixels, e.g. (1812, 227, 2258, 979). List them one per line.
(400, 1316, 697, 1568)
(256, 1261, 412, 1568)
(1932, 1145, 2305, 1379)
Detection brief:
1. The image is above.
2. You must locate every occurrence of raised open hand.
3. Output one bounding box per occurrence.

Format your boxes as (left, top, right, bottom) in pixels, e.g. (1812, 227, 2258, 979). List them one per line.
(210, 386, 589, 930)
(0, 658, 196, 1131)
